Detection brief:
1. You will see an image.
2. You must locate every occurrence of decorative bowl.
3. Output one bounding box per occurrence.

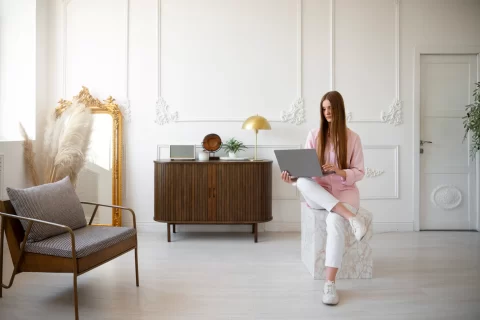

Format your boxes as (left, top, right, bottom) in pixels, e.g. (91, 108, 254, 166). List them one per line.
(202, 133, 222, 152)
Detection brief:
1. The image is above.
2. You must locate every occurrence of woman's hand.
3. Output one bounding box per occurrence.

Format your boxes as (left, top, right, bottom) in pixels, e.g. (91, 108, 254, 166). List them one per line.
(281, 171, 297, 184)
(322, 163, 347, 178)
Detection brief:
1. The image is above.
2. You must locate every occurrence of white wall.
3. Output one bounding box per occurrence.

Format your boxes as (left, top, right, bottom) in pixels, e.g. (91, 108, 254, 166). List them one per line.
(0, 142, 29, 200)
(0, 0, 36, 141)
(41, 0, 480, 232)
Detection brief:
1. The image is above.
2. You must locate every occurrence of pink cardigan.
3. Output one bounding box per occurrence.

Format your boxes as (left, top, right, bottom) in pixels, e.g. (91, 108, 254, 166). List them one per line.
(304, 128, 365, 209)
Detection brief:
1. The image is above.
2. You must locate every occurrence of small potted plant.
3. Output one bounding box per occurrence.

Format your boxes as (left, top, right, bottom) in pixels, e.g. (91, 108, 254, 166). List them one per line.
(222, 138, 247, 158)
(463, 81, 480, 160)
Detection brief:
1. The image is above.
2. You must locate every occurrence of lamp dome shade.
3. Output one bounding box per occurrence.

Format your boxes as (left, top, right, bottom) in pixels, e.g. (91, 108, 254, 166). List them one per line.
(241, 115, 271, 130)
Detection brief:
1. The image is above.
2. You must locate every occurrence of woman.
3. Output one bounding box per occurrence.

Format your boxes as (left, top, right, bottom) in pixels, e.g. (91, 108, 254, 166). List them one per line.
(281, 90, 367, 306)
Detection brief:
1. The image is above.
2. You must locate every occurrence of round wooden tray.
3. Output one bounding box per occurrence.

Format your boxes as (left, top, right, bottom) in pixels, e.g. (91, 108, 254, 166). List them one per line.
(202, 133, 222, 152)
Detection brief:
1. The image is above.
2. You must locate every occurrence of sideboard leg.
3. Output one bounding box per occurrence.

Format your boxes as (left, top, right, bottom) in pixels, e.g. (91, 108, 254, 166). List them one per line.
(254, 223, 258, 243)
(252, 224, 255, 234)
(167, 223, 171, 242)
(173, 224, 176, 233)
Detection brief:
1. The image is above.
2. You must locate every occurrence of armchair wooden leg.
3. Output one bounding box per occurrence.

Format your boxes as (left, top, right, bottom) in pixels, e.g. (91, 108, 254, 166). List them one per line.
(135, 244, 139, 287)
(73, 265, 79, 320)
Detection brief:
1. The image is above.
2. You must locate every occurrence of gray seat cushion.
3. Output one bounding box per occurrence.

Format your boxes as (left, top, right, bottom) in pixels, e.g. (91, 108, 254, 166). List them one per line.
(6, 176, 87, 242)
(24, 226, 137, 258)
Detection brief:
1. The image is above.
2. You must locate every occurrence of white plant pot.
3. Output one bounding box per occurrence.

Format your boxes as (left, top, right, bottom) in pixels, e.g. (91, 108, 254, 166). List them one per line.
(228, 152, 236, 158)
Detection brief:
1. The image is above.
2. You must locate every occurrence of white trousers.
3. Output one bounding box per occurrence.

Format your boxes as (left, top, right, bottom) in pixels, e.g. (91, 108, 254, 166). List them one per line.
(296, 178, 358, 269)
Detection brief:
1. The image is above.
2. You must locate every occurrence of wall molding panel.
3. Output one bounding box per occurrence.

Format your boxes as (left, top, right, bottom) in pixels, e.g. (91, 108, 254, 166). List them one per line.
(332, 0, 402, 126)
(155, 0, 304, 125)
(360, 145, 399, 200)
(365, 167, 385, 178)
(61, 0, 132, 122)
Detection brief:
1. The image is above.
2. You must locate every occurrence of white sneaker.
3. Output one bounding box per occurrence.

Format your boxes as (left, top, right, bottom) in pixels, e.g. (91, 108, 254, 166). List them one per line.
(322, 281, 339, 305)
(349, 216, 367, 241)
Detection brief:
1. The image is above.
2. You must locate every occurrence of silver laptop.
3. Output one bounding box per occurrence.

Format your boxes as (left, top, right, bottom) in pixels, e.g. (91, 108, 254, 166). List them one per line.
(274, 149, 332, 178)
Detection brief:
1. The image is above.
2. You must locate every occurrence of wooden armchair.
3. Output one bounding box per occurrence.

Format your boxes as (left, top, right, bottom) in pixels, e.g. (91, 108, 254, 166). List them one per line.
(0, 200, 139, 320)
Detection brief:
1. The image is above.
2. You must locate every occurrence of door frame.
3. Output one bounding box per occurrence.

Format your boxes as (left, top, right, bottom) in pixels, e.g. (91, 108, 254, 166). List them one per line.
(413, 46, 480, 231)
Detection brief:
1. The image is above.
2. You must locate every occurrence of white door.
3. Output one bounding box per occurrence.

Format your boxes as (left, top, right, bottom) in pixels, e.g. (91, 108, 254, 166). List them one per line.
(420, 54, 478, 230)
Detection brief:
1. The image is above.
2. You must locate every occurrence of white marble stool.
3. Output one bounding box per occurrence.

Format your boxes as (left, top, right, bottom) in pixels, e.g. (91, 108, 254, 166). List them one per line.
(301, 202, 374, 279)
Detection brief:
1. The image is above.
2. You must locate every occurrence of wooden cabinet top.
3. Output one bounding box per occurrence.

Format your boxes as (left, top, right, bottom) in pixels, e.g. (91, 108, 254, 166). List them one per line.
(154, 160, 273, 164)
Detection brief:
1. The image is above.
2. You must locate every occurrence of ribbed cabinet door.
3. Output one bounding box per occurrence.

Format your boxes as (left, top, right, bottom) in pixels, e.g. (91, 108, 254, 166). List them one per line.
(216, 163, 266, 222)
(154, 163, 209, 222)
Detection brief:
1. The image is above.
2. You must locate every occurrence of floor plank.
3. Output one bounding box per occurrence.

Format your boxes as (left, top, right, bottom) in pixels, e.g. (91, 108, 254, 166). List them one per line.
(1, 231, 479, 319)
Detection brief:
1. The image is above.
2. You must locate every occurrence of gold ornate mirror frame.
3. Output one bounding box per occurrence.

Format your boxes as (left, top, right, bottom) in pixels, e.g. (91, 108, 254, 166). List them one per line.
(56, 86, 123, 226)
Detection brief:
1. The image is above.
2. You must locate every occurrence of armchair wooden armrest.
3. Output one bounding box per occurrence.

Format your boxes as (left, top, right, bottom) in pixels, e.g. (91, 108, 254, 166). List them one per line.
(80, 201, 137, 228)
(0, 212, 78, 290)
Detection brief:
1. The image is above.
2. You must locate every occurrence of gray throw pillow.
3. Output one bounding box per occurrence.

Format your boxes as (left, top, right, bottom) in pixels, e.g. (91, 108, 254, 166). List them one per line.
(6, 176, 87, 242)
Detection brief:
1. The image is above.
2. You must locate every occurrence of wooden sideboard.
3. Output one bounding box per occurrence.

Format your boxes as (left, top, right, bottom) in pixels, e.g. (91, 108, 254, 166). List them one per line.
(154, 160, 273, 242)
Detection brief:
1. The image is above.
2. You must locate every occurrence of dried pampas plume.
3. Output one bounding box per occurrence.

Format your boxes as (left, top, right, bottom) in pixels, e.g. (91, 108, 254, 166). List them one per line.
(49, 100, 93, 185)
(19, 123, 39, 186)
(20, 98, 93, 187)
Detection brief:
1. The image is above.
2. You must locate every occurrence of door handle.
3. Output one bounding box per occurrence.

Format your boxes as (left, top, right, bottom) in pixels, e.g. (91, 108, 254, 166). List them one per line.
(420, 140, 433, 146)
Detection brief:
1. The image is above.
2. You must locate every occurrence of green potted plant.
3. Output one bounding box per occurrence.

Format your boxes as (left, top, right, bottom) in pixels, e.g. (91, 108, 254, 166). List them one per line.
(222, 138, 247, 158)
(463, 81, 480, 161)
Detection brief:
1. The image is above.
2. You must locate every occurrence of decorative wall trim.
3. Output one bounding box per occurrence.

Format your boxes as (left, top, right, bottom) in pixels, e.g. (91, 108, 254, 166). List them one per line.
(281, 98, 305, 125)
(62, 0, 131, 122)
(365, 167, 385, 178)
(155, 0, 304, 125)
(332, 0, 402, 125)
(381, 98, 402, 125)
(362, 145, 399, 200)
(345, 99, 403, 125)
(155, 97, 178, 125)
(430, 185, 463, 210)
(121, 0, 132, 123)
(0, 154, 4, 200)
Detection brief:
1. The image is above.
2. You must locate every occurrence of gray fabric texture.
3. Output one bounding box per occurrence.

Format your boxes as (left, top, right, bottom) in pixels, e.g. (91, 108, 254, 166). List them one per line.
(24, 226, 137, 258)
(6, 176, 87, 242)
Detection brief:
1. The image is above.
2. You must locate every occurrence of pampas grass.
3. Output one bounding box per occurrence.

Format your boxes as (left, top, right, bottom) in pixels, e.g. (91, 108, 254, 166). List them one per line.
(19, 123, 39, 186)
(49, 100, 93, 185)
(20, 99, 93, 187)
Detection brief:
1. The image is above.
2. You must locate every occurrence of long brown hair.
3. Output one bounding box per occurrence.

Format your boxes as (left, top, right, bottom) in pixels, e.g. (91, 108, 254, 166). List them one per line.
(317, 91, 348, 169)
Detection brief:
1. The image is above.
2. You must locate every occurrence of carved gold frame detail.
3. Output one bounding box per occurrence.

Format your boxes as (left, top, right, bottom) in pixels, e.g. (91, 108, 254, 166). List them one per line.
(56, 86, 124, 226)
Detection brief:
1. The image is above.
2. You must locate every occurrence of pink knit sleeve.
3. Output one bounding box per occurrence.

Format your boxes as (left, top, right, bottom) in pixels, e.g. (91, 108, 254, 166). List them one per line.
(341, 135, 365, 186)
(305, 130, 315, 149)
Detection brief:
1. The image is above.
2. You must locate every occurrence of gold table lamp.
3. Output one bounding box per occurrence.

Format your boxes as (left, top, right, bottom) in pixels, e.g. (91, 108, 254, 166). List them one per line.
(242, 114, 271, 161)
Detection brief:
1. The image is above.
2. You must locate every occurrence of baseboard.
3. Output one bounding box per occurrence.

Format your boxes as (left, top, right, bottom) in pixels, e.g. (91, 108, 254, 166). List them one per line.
(134, 221, 414, 233)
(371, 222, 414, 233)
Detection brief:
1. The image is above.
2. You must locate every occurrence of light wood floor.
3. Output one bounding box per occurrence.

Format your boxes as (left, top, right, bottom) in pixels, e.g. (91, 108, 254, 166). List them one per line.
(1, 231, 480, 320)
